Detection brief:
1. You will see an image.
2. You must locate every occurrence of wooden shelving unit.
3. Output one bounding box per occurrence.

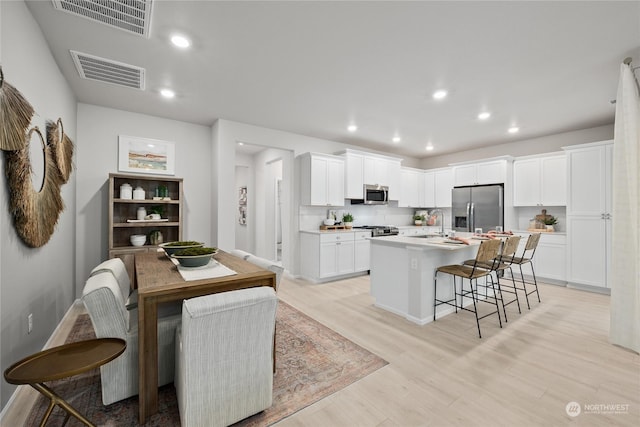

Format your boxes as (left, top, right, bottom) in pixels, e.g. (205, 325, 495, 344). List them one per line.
(108, 173, 183, 286)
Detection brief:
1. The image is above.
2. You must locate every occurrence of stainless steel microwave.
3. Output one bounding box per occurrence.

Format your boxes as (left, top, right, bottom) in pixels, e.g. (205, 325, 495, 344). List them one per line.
(361, 184, 389, 205)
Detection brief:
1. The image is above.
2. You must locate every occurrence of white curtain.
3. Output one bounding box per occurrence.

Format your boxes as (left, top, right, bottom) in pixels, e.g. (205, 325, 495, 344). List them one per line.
(610, 62, 640, 353)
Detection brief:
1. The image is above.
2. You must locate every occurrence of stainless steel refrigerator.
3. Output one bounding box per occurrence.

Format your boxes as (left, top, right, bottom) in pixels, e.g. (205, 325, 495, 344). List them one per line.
(452, 184, 504, 232)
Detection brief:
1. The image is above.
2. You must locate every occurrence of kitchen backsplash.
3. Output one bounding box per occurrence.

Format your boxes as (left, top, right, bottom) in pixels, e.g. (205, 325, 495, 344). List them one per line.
(299, 202, 452, 230)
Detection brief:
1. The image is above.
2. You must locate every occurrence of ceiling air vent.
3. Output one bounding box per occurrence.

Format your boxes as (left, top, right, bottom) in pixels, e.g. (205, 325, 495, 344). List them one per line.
(70, 50, 145, 90)
(52, 0, 154, 37)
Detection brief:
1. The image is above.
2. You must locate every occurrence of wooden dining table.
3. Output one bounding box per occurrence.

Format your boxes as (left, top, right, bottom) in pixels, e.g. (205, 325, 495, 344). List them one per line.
(135, 250, 276, 424)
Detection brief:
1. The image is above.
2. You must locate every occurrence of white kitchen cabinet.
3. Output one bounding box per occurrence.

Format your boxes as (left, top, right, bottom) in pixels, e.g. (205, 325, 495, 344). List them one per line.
(399, 167, 424, 208)
(565, 141, 612, 289)
(386, 159, 402, 201)
(300, 231, 371, 282)
(300, 153, 345, 206)
(343, 151, 364, 199)
(433, 168, 453, 207)
(339, 149, 402, 201)
(453, 159, 507, 186)
(364, 156, 388, 187)
(513, 154, 566, 206)
(354, 230, 372, 271)
(423, 171, 435, 208)
(514, 232, 566, 282)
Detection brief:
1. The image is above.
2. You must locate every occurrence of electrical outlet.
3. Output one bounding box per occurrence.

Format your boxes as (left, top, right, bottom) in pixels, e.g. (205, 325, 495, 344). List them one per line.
(410, 258, 418, 270)
(28, 313, 33, 334)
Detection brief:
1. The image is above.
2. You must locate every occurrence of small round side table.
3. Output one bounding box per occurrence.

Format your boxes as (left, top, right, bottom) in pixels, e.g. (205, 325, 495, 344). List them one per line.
(4, 337, 126, 427)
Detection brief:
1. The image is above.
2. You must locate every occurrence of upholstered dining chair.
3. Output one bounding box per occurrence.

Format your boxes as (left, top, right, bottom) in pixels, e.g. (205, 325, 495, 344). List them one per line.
(229, 249, 252, 260)
(90, 258, 137, 310)
(245, 255, 284, 290)
(175, 287, 278, 427)
(434, 238, 503, 338)
(81, 272, 181, 405)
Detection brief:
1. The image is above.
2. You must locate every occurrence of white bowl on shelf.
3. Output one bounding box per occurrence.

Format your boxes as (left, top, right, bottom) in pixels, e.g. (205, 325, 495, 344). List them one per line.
(130, 234, 146, 246)
(323, 219, 335, 226)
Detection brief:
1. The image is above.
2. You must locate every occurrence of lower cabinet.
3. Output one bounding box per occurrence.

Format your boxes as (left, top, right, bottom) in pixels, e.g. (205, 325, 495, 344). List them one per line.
(514, 232, 566, 282)
(300, 230, 371, 282)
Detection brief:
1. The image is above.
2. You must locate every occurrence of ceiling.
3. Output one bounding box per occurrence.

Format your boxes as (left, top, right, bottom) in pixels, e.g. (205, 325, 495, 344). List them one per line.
(25, 1, 640, 158)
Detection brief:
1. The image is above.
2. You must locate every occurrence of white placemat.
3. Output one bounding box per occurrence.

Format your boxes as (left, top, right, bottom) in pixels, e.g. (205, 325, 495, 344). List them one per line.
(169, 258, 238, 281)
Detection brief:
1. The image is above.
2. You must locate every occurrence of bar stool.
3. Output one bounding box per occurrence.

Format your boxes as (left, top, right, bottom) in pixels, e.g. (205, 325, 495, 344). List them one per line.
(510, 233, 542, 309)
(434, 239, 502, 338)
(463, 235, 522, 322)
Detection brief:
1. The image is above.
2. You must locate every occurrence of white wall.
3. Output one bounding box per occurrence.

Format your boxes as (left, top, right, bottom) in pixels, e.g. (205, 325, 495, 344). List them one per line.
(75, 104, 213, 294)
(0, 0, 77, 409)
(420, 125, 613, 169)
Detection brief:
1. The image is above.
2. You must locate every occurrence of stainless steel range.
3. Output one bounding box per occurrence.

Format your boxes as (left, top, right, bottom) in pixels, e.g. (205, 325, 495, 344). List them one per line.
(354, 225, 399, 237)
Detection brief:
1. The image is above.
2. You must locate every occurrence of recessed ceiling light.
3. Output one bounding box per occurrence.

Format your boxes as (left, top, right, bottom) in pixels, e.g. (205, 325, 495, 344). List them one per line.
(432, 90, 448, 100)
(426, 144, 434, 151)
(238, 142, 244, 146)
(171, 34, 191, 48)
(347, 124, 358, 132)
(160, 88, 175, 98)
(392, 136, 401, 143)
(508, 126, 520, 134)
(478, 112, 491, 120)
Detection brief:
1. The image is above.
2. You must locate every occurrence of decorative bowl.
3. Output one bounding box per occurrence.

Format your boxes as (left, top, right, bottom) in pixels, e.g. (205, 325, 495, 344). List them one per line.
(323, 219, 335, 226)
(171, 247, 218, 268)
(130, 234, 146, 246)
(159, 241, 204, 256)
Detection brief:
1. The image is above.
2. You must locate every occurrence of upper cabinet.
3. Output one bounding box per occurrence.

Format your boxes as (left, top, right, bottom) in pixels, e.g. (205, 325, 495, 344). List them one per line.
(453, 159, 508, 186)
(513, 154, 566, 206)
(343, 151, 364, 199)
(339, 149, 402, 200)
(398, 167, 452, 208)
(300, 153, 345, 206)
(433, 168, 453, 207)
(399, 167, 424, 208)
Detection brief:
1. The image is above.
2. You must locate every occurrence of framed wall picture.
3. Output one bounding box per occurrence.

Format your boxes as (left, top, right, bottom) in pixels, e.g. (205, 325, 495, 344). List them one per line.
(118, 135, 175, 175)
(238, 186, 247, 225)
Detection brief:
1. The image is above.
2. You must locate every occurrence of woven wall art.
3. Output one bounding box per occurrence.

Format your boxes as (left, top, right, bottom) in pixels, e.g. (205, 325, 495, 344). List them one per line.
(0, 66, 33, 151)
(4, 127, 64, 248)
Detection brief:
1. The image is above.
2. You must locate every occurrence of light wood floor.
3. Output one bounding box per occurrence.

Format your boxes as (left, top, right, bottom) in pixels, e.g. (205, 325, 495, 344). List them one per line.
(3, 275, 639, 426)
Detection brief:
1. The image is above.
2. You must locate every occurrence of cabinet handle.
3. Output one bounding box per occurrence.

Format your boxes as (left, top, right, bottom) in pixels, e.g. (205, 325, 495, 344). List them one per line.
(336, 242, 341, 245)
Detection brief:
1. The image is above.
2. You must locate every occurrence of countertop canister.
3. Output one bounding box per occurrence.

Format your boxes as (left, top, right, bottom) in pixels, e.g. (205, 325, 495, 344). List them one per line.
(120, 183, 132, 199)
(137, 207, 147, 220)
(133, 186, 145, 200)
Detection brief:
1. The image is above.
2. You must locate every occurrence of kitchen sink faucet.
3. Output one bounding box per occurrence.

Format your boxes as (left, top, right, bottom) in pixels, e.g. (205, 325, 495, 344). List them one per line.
(430, 208, 445, 236)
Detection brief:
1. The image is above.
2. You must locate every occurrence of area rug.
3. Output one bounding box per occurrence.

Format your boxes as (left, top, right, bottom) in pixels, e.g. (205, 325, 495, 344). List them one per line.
(25, 301, 388, 426)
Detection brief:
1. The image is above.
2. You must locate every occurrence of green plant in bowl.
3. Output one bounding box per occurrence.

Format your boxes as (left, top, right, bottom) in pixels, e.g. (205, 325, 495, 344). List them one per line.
(159, 241, 204, 256)
(172, 247, 218, 267)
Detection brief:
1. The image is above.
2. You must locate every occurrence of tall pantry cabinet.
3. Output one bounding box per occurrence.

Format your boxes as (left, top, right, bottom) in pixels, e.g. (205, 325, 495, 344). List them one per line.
(564, 141, 613, 290)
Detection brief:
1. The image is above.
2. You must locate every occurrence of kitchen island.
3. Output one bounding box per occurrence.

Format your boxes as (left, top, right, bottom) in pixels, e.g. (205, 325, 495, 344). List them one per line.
(369, 234, 481, 324)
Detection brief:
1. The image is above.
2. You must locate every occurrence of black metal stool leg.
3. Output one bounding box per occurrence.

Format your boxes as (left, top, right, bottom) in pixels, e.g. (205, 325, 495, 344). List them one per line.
(529, 262, 541, 303)
(518, 263, 531, 310)
(470, 279, 482, 338)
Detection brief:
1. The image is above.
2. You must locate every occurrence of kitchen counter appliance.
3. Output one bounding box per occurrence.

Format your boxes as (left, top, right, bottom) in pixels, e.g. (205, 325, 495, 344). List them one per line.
(354, 225, 399, 237)
(452, 184, 504, 232)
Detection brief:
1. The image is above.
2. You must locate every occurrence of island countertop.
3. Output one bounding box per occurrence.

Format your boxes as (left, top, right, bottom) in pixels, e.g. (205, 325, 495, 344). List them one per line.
(370, 233, 482, 250)
(369, 233, 483, 325)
